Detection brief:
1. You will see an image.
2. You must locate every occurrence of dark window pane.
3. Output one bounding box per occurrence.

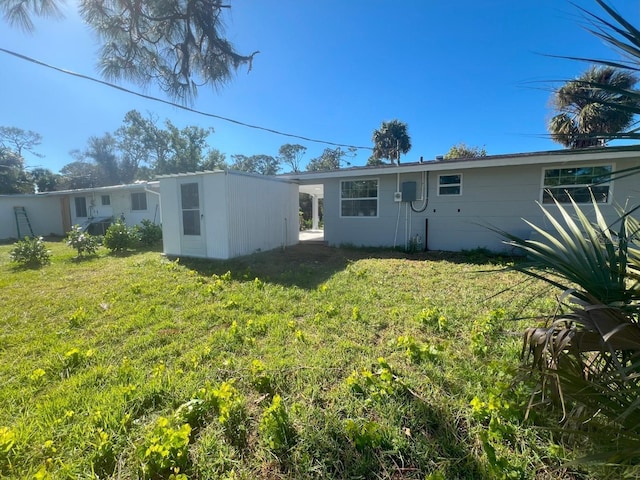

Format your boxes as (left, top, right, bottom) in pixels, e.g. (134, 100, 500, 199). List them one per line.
(439, 175, 461, 185)
(75, 197, 87, 217)
(439, 186, 461, 195)
(131, 193, 147, 211)
(182, 210, 201, 235)
(181, 183, 199, 209)
(341, 199, 377, 217)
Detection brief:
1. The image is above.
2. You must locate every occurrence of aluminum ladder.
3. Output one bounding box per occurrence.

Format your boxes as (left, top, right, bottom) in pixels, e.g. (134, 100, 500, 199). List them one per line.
(14, 206, 34, 239)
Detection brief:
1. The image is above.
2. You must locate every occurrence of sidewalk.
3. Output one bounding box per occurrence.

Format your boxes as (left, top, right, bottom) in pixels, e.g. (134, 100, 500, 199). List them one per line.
(299, 229, 324, 242)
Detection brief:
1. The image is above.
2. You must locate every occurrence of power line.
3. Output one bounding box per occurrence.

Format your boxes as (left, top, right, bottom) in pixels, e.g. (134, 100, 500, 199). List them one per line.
(0, 47, 373, 151)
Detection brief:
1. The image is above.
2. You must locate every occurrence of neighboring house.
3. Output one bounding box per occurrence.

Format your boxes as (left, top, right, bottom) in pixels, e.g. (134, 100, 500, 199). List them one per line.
(283, 147, 640, 252)
(159, 170, 299, 259)
(0, 182, 160, 240)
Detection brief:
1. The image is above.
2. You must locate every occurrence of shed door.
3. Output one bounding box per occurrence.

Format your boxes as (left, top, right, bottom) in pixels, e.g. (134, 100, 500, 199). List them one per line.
(179, 180, 206, 257)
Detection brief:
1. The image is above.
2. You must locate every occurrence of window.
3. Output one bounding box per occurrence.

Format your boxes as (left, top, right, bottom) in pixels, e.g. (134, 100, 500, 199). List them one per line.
(181, 183, 201, 236)
(341, 179, 378, 217)
(438, 174, 462, 195)
(131, 192, 147, 211)
(542, 165, 612, 204)
(74, 197, 87, 217)
(101, 195, 110, 206)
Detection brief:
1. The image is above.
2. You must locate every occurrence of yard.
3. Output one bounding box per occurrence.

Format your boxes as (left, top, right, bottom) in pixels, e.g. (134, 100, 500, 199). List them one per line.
(0, 240, 608, 478)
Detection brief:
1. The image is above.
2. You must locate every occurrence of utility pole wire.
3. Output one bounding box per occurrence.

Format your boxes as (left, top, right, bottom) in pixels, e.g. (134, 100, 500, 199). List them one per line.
(0, 47, 373, 151)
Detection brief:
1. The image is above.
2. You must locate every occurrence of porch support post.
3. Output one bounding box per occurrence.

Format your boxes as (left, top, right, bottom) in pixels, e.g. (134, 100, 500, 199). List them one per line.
(312, 194, 319, 230)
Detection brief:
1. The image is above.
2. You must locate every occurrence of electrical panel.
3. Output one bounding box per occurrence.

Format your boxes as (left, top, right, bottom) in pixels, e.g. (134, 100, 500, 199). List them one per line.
(401, 181, 417, 202)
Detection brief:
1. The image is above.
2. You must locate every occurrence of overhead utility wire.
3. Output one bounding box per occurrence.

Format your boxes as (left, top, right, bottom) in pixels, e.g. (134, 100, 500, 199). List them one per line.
(0, 47, 372, 151)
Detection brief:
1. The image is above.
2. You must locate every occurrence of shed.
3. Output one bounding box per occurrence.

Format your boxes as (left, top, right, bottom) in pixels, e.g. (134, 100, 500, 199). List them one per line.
(159, 170, 299, 259)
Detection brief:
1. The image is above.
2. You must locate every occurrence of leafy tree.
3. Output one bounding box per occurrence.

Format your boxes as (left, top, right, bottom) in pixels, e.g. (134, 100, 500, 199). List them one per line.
(84, 134, 121, 185)
(278, 144, 307, 173)
(201, 148, 228, 170)
(548, 66, 638, 148)
(0, 147, 32, 193)
(31, 167, 60, 192)
(2, 0, 259, 103)
(162, 122, 214, 175)
(0, 126, 42, 157)
(366, 155, 386, 167)
(117, 111, 172, 175)
(58, 160, 101, 190)
(371, 120, 411, 165)
(230, 154, 280, 175)
(115, 110, 156, 182)
(443, 143, 487, 160)
(306, 147, 355, 172)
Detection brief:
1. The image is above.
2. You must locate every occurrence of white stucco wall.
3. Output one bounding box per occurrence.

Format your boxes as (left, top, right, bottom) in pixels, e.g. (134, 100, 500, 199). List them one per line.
(320, 156, 640, 252)
(0, 194, 65, 240)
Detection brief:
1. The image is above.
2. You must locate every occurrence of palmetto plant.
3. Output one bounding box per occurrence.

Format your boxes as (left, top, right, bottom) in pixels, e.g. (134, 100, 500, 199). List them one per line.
(496, 197, 640, 463)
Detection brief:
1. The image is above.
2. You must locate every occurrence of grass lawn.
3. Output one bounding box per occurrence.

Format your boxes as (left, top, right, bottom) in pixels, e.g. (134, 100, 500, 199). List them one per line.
(0, 240, 599, 479)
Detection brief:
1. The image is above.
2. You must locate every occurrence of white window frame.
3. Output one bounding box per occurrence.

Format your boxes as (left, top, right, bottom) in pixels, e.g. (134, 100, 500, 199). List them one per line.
(131, 192, 148, 211)
(340, 178, 379, 218)
(438, 174, 462, 196)
(101, 195, 111, 206)
(541, 164, 613, 205)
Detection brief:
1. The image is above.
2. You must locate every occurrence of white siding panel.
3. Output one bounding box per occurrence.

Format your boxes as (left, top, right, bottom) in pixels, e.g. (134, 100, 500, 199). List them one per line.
(159, 177, 181, 256)
(0, 195, 64, 239)
(203, 172, 229, 259)
(225, 173, 299, 259)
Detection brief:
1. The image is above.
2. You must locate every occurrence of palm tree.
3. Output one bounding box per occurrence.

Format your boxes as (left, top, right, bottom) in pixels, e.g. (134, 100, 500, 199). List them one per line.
(371, 120, 411, 164)
(548, 65, 638, 148)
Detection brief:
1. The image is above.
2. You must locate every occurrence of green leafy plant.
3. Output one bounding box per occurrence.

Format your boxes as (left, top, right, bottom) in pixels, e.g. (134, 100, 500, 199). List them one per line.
(0, 426, 15, 471)
(259, 394, 296, 456)
(9, 236, 51, 267)
(346, 357, 406, 402)
(393, 335, 443, 363)
(103, 219, 135, 253)
(65, 225, 99, 258)
(134, 219, 163, 247)
(140, 417, 191, 478)
(249, 360, 273, 394)
(344, 418, 386, 452)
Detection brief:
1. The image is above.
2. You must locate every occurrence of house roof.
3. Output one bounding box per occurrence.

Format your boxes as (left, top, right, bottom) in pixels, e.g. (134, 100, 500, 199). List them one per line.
(32, 181, 160, 197)
(280, 146, 640, 183)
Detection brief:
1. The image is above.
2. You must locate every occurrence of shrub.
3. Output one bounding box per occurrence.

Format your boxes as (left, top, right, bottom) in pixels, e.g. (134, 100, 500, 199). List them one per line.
(103, 220, 135, 253)
(9, 236, 51, 267)
(66, 225, 99, 258)
(135, 219, 163, 247)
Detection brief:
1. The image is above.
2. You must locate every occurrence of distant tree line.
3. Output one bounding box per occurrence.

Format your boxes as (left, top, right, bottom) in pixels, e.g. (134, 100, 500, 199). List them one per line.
(0, 111, 367, 194)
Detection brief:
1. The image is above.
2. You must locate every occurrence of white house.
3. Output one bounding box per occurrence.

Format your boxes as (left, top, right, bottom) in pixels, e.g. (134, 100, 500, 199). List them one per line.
(159, 170, 299, 259)
(283, 147, 640, 252)
(0, 182, 160, 240)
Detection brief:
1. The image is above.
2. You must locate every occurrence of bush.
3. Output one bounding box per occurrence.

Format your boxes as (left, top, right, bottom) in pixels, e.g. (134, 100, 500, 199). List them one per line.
(135, 220, 163, 247)
(103, 220, 135, 253)
(9, 236, 51, 267)
(66, 225, 99, 258)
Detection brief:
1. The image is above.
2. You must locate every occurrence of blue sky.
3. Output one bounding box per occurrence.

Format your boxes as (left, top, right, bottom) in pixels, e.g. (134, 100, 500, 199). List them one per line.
(1, 0, 638, 174)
